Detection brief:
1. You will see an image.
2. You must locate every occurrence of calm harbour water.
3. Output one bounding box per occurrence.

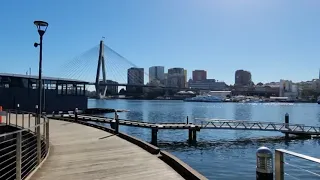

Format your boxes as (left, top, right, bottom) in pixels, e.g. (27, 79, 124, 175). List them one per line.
(88, 99, 320, 180)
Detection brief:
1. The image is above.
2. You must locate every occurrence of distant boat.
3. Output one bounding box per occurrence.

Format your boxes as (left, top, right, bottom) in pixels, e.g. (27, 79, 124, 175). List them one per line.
(184, 95, 223, 102)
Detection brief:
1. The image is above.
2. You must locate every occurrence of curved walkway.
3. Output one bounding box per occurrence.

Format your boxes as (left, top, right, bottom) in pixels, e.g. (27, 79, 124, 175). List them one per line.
(31, 120, 184, 180)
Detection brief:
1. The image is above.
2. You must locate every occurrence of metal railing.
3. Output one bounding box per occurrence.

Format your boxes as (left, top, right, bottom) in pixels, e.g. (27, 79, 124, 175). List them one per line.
(0, 110, 49, 180)
(275, 149, 320, 180)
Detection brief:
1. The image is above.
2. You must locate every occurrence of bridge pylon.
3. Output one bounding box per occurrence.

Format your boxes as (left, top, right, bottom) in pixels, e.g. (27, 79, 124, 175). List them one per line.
(95, 40, 108, 98)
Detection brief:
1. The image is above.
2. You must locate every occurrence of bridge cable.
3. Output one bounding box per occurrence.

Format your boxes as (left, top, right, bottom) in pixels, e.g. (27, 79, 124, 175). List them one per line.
(44, 45, 99, 79)
(58, 45, 99, 80)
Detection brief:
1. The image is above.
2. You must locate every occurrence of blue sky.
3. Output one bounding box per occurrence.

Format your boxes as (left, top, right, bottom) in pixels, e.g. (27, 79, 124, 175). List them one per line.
(0, 0, 320, 85)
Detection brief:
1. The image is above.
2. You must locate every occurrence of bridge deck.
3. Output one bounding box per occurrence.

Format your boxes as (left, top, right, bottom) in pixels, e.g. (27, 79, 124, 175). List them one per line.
(54, 114, 320, 135)
(31, 120, 183, 180)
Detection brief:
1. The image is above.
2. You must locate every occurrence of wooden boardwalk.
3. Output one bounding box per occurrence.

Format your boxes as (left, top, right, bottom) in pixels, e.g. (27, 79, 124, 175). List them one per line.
(31, 120, 184, 180)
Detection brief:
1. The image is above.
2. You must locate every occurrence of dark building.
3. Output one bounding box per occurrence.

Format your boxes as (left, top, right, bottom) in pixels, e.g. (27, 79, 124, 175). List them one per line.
(192, 70, 207, 81)
(0, 73, 88, 113)
(127, 67, 144, 94)
(127, 67, 144, 85)
(235, 70, 252, 86)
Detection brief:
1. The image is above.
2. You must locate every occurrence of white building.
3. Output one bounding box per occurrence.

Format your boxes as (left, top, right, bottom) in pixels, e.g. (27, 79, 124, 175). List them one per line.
(279, 79, 298, 99)
(149, 66, 164, 83)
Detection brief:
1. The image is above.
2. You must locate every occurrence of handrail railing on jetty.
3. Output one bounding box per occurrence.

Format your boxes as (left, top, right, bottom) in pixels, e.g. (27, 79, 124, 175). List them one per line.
(275, 149, 320, 180)
(195, 118, 320, 134)
(0, 109, 49, 180)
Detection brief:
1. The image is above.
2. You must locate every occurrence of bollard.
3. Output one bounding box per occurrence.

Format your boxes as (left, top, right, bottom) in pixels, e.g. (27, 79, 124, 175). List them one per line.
(110, 119, 116, 129)
(285, 113, 289, 139)
(285, 113, 289, 128)
(256, 146, 273, 180)
(74, 108, 78, 121)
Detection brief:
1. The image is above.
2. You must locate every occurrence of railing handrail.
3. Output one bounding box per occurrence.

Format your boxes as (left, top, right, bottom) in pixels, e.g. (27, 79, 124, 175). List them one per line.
(0, 110, 50, 180)
(275, 149, 320, 164)
(275, 148, 320, 180)
(0, 119, 46, 138)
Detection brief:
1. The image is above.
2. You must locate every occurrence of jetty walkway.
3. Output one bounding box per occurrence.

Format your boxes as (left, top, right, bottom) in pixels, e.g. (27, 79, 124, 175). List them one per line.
(31, 120, 184, 180)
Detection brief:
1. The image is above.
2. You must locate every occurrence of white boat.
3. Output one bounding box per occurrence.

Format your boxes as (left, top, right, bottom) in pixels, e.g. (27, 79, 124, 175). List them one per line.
(184, 95, 223, 102)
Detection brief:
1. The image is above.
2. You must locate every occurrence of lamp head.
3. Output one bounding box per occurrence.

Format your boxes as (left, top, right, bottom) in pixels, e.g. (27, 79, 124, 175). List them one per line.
(34, 20, 49, 36)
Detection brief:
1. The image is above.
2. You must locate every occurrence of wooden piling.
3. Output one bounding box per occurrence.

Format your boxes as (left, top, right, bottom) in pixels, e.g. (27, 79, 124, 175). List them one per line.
(151, 128, 158, 146)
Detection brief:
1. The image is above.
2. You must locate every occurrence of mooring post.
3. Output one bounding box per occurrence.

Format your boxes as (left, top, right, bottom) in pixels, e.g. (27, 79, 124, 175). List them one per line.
(114, 112, 119, 134)
(192, 129, 197, 144)
(74, 108, 78, 121)
(256, 146, 273, 180)
(186, 116, 189, 124)
(285, 113, 289, 139)
(188, 128, 193, 144)
(151, 128, 158, 146)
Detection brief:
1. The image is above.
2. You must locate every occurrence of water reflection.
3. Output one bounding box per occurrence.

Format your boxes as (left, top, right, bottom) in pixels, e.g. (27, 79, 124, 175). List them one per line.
(124, 100, 144, 121)
(233, 103, 252, 120)
(233, 103, 252, 138)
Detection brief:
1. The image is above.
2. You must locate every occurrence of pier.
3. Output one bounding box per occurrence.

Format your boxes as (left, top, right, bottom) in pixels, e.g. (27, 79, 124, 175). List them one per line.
(50, 113, 320, 146)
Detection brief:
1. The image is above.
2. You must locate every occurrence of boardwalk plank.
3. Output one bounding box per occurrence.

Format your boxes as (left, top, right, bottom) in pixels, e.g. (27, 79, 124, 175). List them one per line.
(31, 120, 184, 180)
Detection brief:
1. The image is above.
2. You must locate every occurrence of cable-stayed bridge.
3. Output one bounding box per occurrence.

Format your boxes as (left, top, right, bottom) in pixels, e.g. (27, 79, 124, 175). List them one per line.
(45, 40, 201, 99)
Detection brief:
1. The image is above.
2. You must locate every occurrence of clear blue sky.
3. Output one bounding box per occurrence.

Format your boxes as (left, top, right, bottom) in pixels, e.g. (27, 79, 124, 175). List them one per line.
(1, 0, 320, 85)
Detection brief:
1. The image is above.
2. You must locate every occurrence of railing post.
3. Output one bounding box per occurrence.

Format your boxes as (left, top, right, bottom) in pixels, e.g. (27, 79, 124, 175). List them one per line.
(22, 111, 24, 128)
(15, 104, 19, 127)
(6, 110, 8, 125)
(16, 131, 22, 180)
(74, 108, 78, 121)
(275, 150, 284, 180)
(28, 113, 31, 129)
(8, 109, 11, 125)
(37, 118, 41, 164)
(46, 118, 49, 152)
(186, 116, 189, 124)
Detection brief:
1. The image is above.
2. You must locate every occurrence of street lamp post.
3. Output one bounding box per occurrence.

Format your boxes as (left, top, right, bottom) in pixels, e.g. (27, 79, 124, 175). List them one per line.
(34, 20, 48, 124)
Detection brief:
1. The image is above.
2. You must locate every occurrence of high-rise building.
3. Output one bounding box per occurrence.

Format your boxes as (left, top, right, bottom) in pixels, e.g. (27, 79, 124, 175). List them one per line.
(192, 70, 207, 81)
(167, 68, 185, 88)
(127, 67, 144, 85)
(149, 66, 165, 83)
(235, 70, 252, 86)
(184, 70, 187, 87)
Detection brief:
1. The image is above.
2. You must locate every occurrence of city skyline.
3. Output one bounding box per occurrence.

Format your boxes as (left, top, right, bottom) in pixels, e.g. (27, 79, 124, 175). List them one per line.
(1, 1, 320, 84)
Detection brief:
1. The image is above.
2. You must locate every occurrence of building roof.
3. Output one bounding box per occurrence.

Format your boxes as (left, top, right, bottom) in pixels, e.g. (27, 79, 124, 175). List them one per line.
(0, 73, 88, 83)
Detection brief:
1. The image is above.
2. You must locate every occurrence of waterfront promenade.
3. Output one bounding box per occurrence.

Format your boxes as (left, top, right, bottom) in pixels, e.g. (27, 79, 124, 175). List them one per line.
(31, 120, 184, 180)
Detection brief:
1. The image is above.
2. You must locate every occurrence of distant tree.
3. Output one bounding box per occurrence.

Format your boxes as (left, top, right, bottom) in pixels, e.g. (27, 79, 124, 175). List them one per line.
(257, 82, 263, 86)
